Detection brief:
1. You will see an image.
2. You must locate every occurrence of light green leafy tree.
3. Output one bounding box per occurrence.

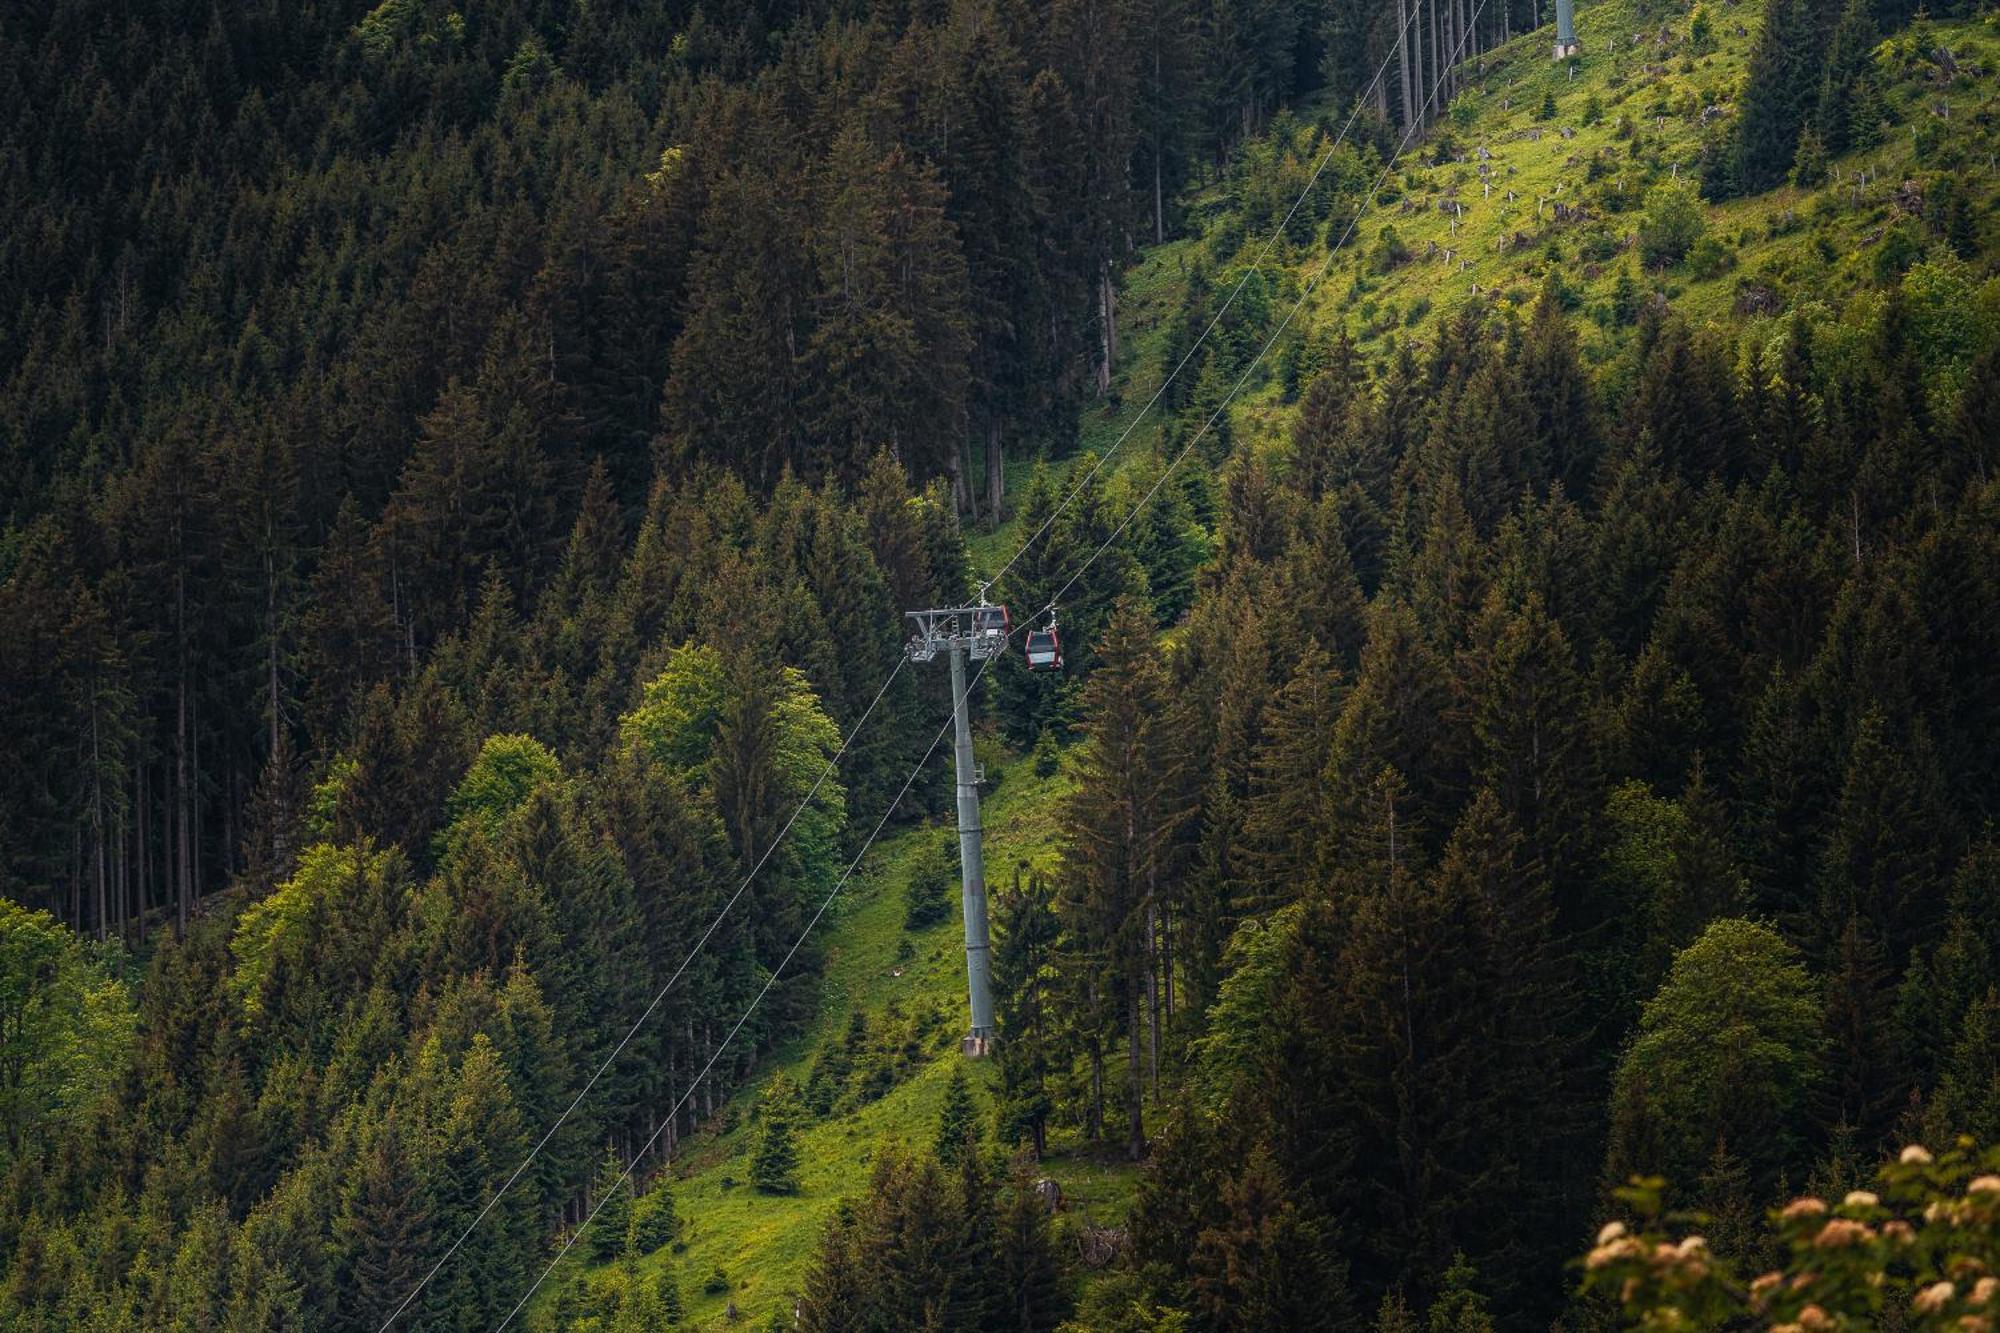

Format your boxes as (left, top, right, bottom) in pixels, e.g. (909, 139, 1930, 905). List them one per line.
(436, 733, 563, 862)
(1605, 918, 1823, 1196)
(230, 842, 402, 1014)
(0, 899, 133, 1163)
(1639, 180, 1710, 269)
(622, 644, 845, 902)
(1900, 259, 2000, 413)
(1187, 905, 1303, 1117)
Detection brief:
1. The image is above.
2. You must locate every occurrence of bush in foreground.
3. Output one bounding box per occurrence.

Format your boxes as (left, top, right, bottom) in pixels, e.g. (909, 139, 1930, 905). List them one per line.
(1585, 1140, 2000, 1329)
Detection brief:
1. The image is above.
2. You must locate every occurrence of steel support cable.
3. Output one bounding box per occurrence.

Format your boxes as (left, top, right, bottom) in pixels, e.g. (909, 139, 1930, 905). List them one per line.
(399, 7, 1467, 1323)
(980, 7, 1427, 598)
(1039, 0, 1494, 624)
(489, 6, 1492, 1322)
(494, 660, 989, 1330)
(378, 658, 906, 1331)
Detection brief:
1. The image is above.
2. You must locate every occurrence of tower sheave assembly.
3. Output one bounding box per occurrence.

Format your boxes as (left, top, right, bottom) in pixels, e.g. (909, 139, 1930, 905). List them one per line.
(905, 602, 1008, 1055)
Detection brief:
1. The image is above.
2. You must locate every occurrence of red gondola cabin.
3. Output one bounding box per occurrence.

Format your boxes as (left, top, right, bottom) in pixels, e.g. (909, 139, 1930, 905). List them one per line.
(1024, 624, 1062, 671)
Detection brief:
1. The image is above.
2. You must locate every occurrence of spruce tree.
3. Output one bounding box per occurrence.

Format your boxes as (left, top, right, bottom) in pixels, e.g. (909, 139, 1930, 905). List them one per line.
(1376, 1291, 1421, 1333)
(420, 1035, 535, 1331)
(631, 1184, 679, 1256)
(1729, 0, 1826, 194)
(752, 1082, 802, 1196)
(995, 1159, 1074, 1331)
(1815, 0, 1878, 154)
(1321, 600, 1463, 871)
(1058, 597, 1191, 1159)
(1289, 334, 1366, 503)
(903, 835, 956, 931)
(589, 1147, 632, 1262)
(1283, 498, 1369, 670)
(1237, 642, 1345, 914)
(1189, 1148, 1351, 1330)
(797, 1204, 867, 1333)
(1818, 709, 1957, 962)
(1461, 591, 1601, 911)
(1817, 914, 1906, 1148)
(658, 1269, 685, 1324)
(996, 868, 1060, 1157)
(1923, 988, 2000, 1147)
(335, 1115, 431, 1333)
(1516, 279, 1600, 502)
(1426, 1253, 1496, 1333)
(935, 1068, 982, 1168)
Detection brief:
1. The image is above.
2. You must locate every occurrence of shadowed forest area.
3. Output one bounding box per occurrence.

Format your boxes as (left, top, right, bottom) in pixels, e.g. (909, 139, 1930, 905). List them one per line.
(1, 0, 1998, 1328)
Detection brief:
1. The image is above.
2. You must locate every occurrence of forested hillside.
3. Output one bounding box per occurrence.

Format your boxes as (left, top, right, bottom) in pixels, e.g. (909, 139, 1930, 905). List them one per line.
(1, 0, 1998, 1328)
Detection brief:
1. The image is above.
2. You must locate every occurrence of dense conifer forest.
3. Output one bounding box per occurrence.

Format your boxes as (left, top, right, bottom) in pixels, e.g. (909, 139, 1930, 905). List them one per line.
(1, 0, 1998, 1327)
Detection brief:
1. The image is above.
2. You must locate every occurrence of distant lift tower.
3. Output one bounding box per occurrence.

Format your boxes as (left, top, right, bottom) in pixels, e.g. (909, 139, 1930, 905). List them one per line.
(1554, 0, 1580, 58)
(905, 602, 1010, 1056)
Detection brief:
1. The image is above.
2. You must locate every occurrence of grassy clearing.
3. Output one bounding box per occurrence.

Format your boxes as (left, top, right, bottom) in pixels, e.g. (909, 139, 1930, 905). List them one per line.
(546, 741, 1138, 1328)
(1291, 0, 1996, 365)
(544, 14, 1996, 1323)
(965, 231, 1205, 581)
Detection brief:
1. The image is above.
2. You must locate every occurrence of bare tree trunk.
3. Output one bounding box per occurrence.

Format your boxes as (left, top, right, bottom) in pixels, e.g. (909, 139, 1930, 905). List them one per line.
(1153, 153, 1164, 247)
(92, 702, 105, 941)
(1087, 978, 1105, 1140)
(1096, 264, 1116, 395)
(192, 687, 203, 905)
(114, 774, 126, 940)
(175, 567, 191, 939)
(1145, 896, 1161, 1096)
(666, 1051, 680, 1160)
(1126, 984, 1145, 1159)
(1416, 0, 1430, 126)
(948, 435, 969, 515)
(1445, 0, 1456, 104)
(1152, 35, 1166, 245)
(1399, 0, 1416, 128)
(136, 761, 148, 943)
(1430, 0, 1442, 118)
(986, 417, 1004, 528)
(267, 537, 288, 876)
(1441, 0, 1451, 105)
(701, 1023, 714, 1118)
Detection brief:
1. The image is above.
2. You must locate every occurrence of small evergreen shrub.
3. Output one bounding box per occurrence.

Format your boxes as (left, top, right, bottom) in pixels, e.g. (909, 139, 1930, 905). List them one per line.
(902, 835, 955, 930)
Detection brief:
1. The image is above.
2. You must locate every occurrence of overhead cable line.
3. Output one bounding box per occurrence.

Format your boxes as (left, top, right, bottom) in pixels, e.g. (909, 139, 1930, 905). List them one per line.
(487, 6, 1495, 1321)
(494, 664, 987, 1330)
(377, 659, 904, 1331)
(980, 14, 1426, 597)
(394, 10, 1441, 1324)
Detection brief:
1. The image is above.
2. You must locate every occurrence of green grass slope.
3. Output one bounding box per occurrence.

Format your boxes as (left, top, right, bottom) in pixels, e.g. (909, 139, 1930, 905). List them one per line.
(1160, 0, 1997, 461)
(543, 744, 1139, 1329)
(1323, 3, 1992, 342)
(543, 13, 1996, 1323)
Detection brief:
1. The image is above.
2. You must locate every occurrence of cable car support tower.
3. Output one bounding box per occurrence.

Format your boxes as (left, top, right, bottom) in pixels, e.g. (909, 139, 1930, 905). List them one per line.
(905, 601, 1010, 1056)
(1553, 0, 1579, 58)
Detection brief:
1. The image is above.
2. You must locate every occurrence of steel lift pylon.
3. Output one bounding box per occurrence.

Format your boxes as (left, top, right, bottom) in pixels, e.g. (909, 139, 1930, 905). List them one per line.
(905, 603, 1009, 1056)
